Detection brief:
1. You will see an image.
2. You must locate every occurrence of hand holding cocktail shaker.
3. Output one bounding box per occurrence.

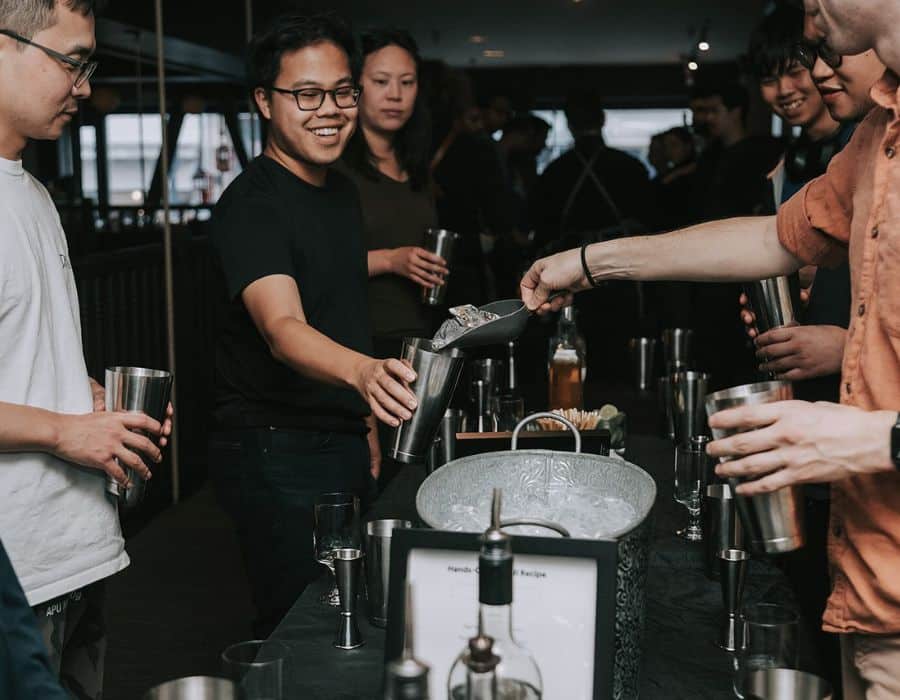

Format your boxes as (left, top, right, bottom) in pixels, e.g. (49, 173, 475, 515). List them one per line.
(104, 366, 173, 509)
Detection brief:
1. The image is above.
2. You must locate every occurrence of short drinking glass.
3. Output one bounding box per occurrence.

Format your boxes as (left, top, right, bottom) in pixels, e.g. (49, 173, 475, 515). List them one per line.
(313, 492, 361, 607)
(491, 394, 525, 431)
(221, 639, 288, 700)
(733, 603, 800, 698)
(674, 444, 703, 541)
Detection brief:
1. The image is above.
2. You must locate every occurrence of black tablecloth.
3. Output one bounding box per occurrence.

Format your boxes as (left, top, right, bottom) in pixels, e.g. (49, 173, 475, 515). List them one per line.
(269, 431, 808, 699)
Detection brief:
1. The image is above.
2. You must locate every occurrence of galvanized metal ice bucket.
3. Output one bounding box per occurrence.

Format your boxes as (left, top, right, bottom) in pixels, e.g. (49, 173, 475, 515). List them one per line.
(416, 413, 657, 699)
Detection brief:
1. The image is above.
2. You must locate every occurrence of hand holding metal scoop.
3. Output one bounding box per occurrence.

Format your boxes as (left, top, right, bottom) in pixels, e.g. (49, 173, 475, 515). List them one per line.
(432, 295, 564, 351)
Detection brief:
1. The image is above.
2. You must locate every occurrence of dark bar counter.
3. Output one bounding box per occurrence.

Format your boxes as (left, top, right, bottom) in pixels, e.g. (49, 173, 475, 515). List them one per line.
(269, 425, 802, 699)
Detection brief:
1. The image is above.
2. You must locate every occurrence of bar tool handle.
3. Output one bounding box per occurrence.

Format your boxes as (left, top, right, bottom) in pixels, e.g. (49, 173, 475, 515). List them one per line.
(511, 412, 582, 452)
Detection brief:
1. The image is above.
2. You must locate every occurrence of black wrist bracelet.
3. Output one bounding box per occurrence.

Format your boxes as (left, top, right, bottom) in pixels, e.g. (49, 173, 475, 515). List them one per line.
(581, 243, 599, 288)
(892, 412, 900, 471)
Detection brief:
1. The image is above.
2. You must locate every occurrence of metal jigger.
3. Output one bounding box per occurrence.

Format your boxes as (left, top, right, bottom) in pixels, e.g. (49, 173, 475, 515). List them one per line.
(384, 583, 430, 699)
(333, 547, 365, 650)
(717, 548, 749, 651)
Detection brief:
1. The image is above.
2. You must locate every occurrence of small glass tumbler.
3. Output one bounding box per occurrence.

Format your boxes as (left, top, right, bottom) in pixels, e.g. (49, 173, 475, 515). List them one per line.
(733, 603, 800, 698)
(492, 394, 525, 431)
(598, 411, 628, 456)
(221, 639, 288, 700)
(313, 493, 361, 607)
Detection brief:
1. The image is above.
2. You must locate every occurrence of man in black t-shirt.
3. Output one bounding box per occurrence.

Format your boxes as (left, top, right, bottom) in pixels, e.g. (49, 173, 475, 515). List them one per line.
(687, 80, 783, 390)
(208, 12, 418, 637)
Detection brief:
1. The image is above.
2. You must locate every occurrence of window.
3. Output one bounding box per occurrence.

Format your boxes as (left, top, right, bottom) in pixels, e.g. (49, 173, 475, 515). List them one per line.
(105, 114, 162, 205)
(171, 113, 243, 205)
(80, 125, 97, 200)
(532, 108, 692, 175)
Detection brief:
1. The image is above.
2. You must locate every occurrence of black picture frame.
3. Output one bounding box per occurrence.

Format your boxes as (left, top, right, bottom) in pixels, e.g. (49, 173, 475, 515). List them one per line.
(384, 528, 619, 699)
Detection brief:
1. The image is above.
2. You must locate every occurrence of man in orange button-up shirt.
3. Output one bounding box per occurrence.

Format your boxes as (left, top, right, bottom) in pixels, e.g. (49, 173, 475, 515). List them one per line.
(519, 1, 900, 695)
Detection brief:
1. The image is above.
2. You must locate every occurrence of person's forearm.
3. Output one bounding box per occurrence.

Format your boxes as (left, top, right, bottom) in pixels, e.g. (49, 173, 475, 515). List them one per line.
(367, 249, 394, 278)
(266, 318, 370, 391)
(586, 216, 802, 283)
(0, 402, 60, 453)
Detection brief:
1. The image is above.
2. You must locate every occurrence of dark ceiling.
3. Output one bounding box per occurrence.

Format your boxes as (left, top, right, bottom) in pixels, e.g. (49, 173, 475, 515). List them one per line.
(101, 0, 769, 68)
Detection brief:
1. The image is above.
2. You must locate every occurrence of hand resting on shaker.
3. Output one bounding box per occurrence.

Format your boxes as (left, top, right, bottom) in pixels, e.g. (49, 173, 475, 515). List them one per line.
(52, 411, 164, 489)
(707, 400, 897, 495)
(354, 358, 418, 428)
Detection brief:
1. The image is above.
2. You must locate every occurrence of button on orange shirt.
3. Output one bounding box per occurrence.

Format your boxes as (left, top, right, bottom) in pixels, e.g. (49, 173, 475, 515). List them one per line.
(777, 70, 900, 634)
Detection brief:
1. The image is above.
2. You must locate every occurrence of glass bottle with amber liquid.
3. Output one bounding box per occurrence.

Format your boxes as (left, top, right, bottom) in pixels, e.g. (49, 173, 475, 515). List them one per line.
(548, 305, 586, 410)
(447, 490, 543, 699)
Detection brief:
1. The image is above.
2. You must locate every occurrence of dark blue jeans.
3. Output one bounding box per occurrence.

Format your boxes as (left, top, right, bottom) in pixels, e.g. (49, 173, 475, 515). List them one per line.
(209, 428, 372, 637)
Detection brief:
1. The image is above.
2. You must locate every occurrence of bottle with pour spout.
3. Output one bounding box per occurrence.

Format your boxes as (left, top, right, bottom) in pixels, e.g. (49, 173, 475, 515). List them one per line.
(447, 490, 543, 699)
(385, 584, 431, 700)
(548, 305, 586, 410)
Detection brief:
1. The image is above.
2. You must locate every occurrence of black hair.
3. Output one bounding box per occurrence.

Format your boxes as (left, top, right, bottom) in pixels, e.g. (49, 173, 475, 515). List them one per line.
(247, 11, 358, 93)
(746, 3, 806, 81)
(564, 89, 606, 135)
(1, 0, 100, 38)
(663, 126, 696, 163)
(503, 113, 551, 140)
(664, 126, 694, 148)
(689, 80, 750, 121)
(343, 28, 431, 191)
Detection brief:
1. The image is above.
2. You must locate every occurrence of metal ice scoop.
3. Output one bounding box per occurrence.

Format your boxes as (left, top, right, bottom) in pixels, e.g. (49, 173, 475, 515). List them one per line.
(432, 298, 549, 351)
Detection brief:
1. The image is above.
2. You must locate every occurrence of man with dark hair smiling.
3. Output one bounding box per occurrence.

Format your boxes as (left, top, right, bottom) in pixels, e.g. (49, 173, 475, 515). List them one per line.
(208, 12, 419, 637)
(0, 1, 172, 698)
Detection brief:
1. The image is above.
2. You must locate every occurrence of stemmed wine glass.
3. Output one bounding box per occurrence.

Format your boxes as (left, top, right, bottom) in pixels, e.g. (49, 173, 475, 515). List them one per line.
(674, 444, 704, 541)
(313, 492, 361, 607)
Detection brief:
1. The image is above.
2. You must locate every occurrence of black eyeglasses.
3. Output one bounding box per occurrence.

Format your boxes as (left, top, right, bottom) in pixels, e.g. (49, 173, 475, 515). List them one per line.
(0, 29, 97, 88)
(269, 85, 361, 111)
(796, 41, 843, 71)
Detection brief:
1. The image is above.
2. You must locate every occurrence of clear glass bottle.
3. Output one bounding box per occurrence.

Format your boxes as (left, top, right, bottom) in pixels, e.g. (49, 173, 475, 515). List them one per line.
(548, 305, 586, 410)
(448, 628, 500, 700)
(447, 490, 543, 699)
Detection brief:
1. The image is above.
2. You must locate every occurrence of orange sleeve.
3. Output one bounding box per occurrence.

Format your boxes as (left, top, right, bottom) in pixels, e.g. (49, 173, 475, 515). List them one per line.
(776, 112, 882, 266)
(776, 181, 847, 267)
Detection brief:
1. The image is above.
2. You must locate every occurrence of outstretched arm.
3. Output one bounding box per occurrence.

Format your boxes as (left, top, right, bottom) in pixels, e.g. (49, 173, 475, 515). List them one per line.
(521, 216, 802, 312)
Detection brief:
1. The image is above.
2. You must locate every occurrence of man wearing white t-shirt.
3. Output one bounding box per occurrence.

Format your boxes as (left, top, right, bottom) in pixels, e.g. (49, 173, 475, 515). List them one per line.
(0, 2, 170, 697)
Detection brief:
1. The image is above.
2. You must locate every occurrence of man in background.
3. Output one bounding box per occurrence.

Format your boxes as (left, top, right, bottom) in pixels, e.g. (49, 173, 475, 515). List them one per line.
(528, 90, 654, 377)
(687, 79, 783, 388)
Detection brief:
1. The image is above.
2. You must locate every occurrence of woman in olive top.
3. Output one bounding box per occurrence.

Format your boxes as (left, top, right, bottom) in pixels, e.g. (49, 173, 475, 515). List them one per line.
(341, 28, 447, 361)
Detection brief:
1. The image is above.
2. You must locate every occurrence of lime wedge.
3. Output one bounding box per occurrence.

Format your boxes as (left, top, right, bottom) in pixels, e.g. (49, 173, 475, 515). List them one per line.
(598, 404, 618, 420)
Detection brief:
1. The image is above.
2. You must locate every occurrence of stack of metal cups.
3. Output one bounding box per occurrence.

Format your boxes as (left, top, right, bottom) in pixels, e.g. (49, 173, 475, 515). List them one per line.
(389, 338, 466, 464)
(705, 381, 805, 555)
(365, 520, 412, 628)
(658, 328, 695, 440)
